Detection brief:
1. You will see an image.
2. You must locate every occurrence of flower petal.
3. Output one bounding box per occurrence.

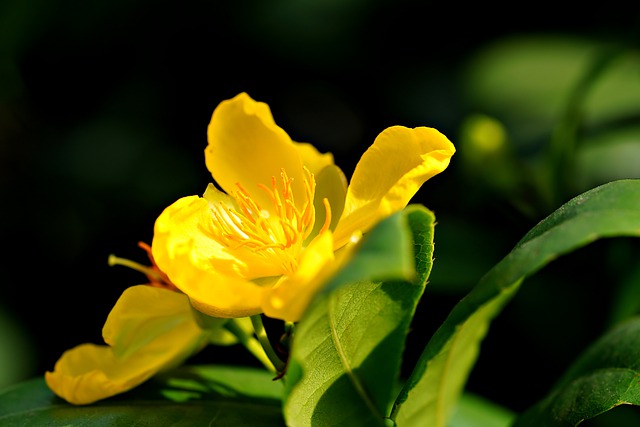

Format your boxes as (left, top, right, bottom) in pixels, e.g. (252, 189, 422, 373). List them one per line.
(294, 141, 335, 175)
(333, 126, 454, 247)
(175, 269, 265, 319)
(102, 286, 221, 358)
(152, 194, 267, 318)
(306, 164, 347, 242)
(152, 195, 241, 276)
(262, 231, 337, 322)
(45, 286, 208, 405)
(205, 92, 308, 211)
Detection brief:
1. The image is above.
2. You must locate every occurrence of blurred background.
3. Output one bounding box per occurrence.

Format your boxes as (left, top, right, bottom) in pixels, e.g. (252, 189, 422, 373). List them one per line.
(1, 0, 640, 422)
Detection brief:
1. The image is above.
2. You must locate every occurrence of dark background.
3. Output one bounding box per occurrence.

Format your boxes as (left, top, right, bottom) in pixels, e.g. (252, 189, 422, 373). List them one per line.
(2, 0, 640, 419)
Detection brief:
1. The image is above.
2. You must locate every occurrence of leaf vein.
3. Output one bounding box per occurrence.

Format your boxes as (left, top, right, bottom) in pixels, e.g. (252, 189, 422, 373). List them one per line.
(328, 292, 383, 420)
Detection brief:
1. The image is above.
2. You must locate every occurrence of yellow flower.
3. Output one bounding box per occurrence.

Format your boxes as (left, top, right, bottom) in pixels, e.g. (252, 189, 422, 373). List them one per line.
(44, 285, 210, 404)
(45, 243, 255, 405)
(152, 92, 455, 322)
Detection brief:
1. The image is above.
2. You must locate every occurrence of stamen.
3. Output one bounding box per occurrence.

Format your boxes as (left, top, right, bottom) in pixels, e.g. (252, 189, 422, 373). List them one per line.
(108, 254, 159, 278)
(208, 167, 332, 275)
(318, 198, 332, 235)
(108, 242, 178, 291)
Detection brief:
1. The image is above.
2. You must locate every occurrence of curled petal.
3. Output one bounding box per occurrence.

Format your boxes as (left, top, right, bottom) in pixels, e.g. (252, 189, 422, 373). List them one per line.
(333, 126, 455, 247)
(45, 286, 209, 405)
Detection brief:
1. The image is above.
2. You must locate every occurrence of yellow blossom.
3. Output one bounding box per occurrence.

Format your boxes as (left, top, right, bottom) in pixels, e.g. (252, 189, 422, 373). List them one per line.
(44, 285, 212, 405)
(45, 244, 251, 405)
(152, 92, 455, 322)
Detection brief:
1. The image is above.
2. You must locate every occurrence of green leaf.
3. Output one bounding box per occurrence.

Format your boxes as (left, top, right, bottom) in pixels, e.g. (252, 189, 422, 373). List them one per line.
(283, 205, 435, 427)
(391, 179, 640, 427)
(449, 392, 516, 427)
(513, 316, 640, 426)
(391, 277, 521, 427)
(0, 364, 285, 426)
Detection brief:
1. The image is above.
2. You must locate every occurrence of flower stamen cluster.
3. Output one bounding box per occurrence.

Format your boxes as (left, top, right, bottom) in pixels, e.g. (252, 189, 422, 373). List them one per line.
(208, 167, 331, 275)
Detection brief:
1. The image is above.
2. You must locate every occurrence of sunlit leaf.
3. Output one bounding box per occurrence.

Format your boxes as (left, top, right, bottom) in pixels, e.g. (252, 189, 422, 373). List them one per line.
(283, 205, 435, 426)
(391, 278, 520, 427)
(449, 392, 516, 427)
(391, 179, 640, 427)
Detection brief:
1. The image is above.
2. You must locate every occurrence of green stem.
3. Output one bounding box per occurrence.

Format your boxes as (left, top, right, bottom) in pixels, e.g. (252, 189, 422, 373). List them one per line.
(282, 321, 295, 350)
(224, 319, 276, 373)
(251, 315, 287, 373)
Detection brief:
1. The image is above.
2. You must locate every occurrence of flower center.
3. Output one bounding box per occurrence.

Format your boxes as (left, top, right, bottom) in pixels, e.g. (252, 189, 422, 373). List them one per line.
(209, 167, 331, 275)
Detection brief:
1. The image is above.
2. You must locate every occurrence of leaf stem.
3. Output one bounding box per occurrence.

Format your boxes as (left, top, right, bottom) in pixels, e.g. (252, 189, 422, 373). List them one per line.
(251, 315, 287, 374)
(224, 319, 276, 373)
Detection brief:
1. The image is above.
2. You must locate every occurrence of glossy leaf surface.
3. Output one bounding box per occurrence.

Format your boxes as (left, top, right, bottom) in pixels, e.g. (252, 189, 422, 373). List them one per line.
(283, 205, 435, 426)
(392, 179, 640, 426)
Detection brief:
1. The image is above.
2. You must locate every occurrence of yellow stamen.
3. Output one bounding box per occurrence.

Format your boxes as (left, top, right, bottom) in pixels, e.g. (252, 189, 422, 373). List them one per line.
(108, 246, 178, 291)
(319, 197, 332, 235)
(108, 254, 160, 279)
(208, 167, 331, 275)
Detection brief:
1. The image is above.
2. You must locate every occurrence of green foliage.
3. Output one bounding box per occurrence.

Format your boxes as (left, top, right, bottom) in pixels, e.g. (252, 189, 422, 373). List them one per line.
(2, 180, 640, 426)
(449, 393, 516, 427)
(5, 35, 640, 427)
(282, 206, 435, 426)
(390, 279, 520, 426)
(513, 317, 640, 426)
(0, 365, 285, 426)
(390, 179, 640, 427)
